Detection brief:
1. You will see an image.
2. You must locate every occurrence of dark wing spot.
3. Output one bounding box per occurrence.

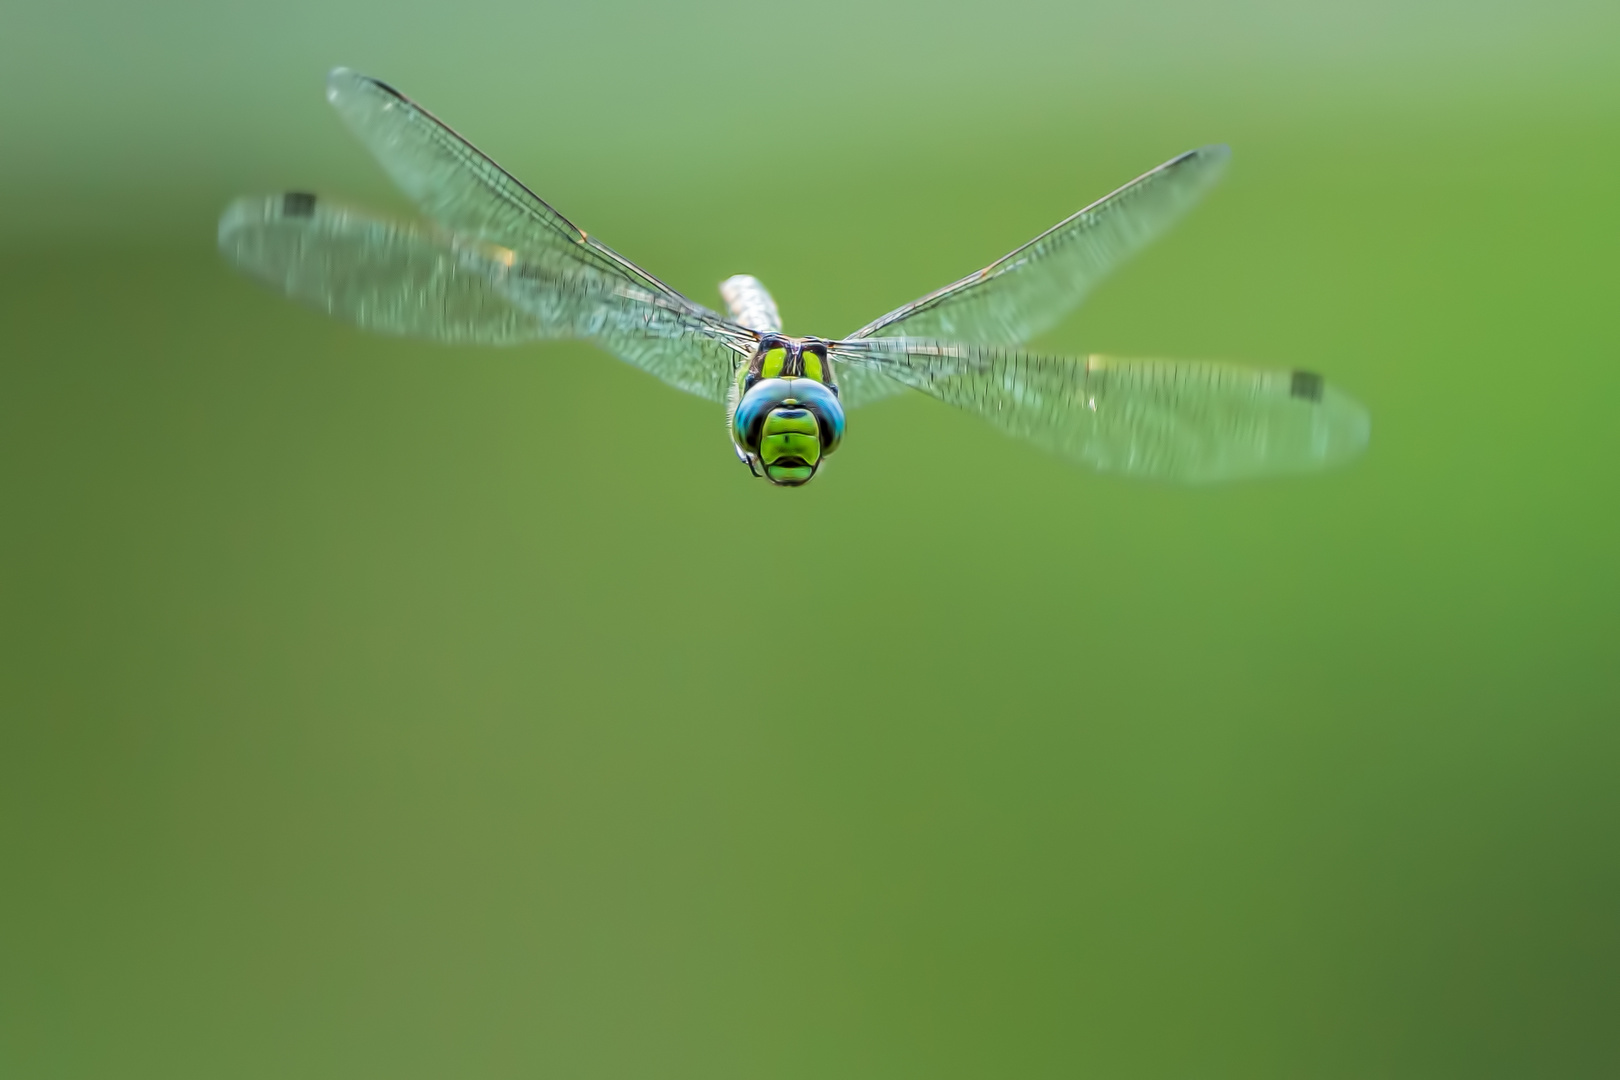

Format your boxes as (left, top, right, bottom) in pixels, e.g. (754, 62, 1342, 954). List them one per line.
(1290, 369, 1324, 402)
(368, 76, 409, 101)
(282, 192, 317, 218)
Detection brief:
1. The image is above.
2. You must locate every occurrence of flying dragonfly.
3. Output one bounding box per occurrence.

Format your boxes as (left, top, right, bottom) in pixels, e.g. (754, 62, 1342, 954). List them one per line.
(219, 68, 1369, 487)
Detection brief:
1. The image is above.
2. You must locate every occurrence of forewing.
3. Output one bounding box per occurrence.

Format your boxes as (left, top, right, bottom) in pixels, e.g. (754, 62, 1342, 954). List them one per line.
(324, 68, 719, 318)
(849, 146, 1230, 346)
(218, 192, 538, 343)
(220, 193, 754, 401)
(834, 363, 911, 410)
(828, 339, 1369, 483)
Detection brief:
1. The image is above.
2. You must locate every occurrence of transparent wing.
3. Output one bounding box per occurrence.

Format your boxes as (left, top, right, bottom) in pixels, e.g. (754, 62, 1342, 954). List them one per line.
(849, 146, 1230, 346)
(828, 339, 1369, 483)
(218, 192, 539, 344)
(219, 192, 754, 402)
(324, 68, 718, 319)
(834, 363, 912, 411)
(473, 249, 756, 402)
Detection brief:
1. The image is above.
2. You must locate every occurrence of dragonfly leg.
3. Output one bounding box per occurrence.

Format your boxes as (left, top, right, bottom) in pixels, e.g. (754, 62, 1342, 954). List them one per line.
(734, 443, 762, 478)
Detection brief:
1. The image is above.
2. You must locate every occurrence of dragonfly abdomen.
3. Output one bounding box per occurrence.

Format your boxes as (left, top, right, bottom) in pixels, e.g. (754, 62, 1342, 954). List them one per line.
(719, 275, 783, 334)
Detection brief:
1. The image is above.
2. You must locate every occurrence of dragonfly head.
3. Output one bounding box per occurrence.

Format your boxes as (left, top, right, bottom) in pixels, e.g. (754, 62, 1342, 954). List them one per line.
(732, 337, 844, 487)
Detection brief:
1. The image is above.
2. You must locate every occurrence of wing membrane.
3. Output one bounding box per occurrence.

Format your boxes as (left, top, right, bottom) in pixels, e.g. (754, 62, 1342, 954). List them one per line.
(218, 193, 538, 343)
(828, 338, 1369, 483)
(324, 68, 720, 318)
(849, 146, 1230, 346)
(486, 253, 755, 400)
(833, 363, 912, 410)
(220, 192, 753, 401)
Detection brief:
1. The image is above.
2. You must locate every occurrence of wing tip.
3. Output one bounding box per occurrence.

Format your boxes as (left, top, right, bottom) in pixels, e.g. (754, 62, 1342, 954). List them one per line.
(326, 66, 407, 106)
(324, 66, 357, 104)
(1186, 143, 1232, 182)
(1318, 384, 1373, 464)
(1167, 144, 1231, 170)
(217, 194, 270, 245)
(217, 192, 335, 259)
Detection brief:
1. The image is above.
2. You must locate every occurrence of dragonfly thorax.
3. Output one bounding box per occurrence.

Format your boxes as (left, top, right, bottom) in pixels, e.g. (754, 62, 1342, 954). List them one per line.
(731, 336, 844, 487)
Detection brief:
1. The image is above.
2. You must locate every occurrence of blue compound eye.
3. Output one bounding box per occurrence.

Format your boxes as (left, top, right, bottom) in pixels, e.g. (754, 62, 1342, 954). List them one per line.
(732, 377, 846, 459)
(733, 378, 793, 454)
(789, 378, 844, 455)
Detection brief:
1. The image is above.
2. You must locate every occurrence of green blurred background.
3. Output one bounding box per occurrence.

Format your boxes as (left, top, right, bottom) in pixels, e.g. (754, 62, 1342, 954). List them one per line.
(3, 1, 1618, 1077)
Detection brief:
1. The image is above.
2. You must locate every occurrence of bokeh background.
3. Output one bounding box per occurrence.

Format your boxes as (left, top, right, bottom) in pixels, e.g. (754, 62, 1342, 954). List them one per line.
(3, 1, 1618, 1077)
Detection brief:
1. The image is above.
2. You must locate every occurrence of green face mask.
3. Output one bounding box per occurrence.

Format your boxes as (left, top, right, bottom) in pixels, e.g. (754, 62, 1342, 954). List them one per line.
(757, 407, 822, 486)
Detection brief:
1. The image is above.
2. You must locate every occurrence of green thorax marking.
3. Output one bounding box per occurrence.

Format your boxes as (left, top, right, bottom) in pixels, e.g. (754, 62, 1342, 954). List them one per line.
(737, 335, 835, 398)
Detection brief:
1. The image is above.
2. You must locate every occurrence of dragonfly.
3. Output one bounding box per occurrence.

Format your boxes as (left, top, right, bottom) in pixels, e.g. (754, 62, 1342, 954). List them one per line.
(219, 68, 1369, 487)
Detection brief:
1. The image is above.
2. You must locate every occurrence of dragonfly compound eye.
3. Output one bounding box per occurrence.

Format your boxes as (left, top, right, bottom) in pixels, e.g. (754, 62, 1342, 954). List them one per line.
(731, 377, 846, 487)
